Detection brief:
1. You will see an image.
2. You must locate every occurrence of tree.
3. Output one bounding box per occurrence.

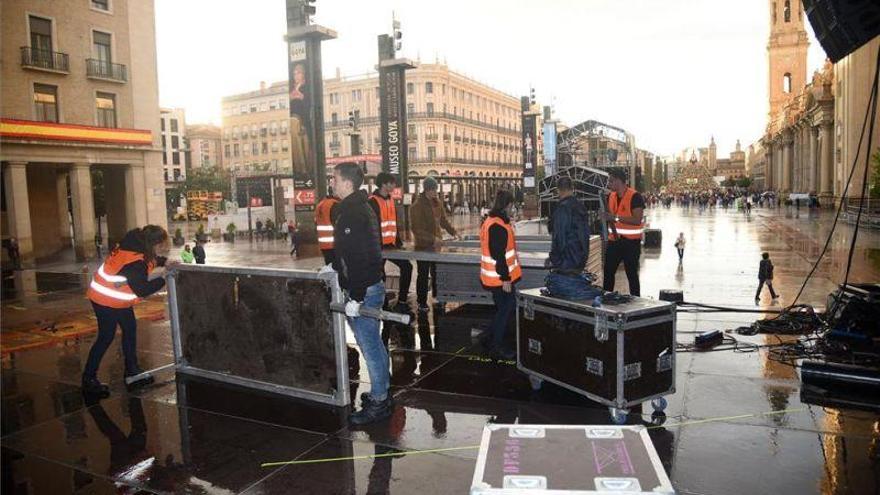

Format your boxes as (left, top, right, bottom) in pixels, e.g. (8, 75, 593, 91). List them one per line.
(736, 177, 753, 189)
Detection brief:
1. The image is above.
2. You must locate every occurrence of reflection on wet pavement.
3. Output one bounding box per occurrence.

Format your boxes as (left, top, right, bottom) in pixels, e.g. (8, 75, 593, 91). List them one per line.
(2, 207, 879, 494)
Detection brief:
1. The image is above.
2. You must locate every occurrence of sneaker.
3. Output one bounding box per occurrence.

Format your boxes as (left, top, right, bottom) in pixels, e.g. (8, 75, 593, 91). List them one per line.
(349, 397, 393, 425)
(360, 392, 394, 407)
(81, 376, 110, 397)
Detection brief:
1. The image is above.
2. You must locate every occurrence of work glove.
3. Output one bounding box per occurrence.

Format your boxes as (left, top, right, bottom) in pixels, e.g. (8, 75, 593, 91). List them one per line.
(345, 300, 361, 317)
(318, 264, 336, 275)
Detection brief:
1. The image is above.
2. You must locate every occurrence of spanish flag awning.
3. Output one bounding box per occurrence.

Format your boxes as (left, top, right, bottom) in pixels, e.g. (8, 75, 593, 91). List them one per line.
(1, 118, 152, 145)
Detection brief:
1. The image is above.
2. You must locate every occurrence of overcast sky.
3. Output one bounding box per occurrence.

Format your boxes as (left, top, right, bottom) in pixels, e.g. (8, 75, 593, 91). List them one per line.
(155, 0, 826, 156)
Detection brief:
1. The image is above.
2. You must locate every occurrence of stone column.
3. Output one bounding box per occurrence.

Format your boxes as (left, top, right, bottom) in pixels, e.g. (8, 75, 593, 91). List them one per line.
(809, 127, 819, 194)
(781, 132, 793, 192)
(125, 164, 148, 229)
(56, 170, 72, 245)
(819, 122, 834, 201)
(765, 143, 774, 190)
(2, 162, 34, 264)
(69, 163, 97, 260)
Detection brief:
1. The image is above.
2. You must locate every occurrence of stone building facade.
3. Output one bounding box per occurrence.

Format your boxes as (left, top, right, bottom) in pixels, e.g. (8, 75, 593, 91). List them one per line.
(1, 0, 165, 264)
(160, 107, 187, 183)
(758, 0, 880, 203)
(186, 124, 223, 170)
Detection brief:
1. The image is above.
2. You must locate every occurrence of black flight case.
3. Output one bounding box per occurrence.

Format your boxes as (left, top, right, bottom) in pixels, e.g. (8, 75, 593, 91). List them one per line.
(516, 288, 676, 423)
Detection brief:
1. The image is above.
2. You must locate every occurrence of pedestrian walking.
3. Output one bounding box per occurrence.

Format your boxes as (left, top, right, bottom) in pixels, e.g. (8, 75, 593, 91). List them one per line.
(192, 239, 206, 265)
(480, 189, 520, 360)
(82, 225, 176, 396)
(288, 219, 298, 256)
(410, 177, 458, 313)
(755, 252, 779, 303)
(326, 162, 390, 425)
(674, 233, 685, 263)
(180, 244, 194, 264)
(601, 169, 645, 296)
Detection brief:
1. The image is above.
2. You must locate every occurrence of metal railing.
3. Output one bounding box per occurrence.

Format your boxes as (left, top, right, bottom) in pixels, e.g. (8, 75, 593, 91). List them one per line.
(86, 58, 127, 82)
(20, 47, 69, 72)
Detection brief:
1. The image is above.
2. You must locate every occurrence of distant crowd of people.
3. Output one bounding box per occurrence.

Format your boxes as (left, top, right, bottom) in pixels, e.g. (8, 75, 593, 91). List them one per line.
(643, 189, 821, 213)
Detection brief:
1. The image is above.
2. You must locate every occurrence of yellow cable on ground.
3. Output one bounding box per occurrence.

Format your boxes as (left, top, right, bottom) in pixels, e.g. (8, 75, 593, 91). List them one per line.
(260, 407, 809, 468)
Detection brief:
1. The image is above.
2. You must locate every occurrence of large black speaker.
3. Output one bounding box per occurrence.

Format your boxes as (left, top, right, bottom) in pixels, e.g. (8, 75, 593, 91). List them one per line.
(802, 0, 880, 63)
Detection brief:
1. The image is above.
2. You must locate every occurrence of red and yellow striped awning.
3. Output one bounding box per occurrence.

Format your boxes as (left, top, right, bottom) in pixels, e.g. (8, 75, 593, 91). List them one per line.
(0, 118, 152, 145)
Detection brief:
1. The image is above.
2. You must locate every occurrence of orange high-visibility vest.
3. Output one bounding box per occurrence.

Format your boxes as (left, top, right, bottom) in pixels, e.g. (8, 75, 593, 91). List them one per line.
(87, 249, 155, 309)
(479, 216, 522, 287)
(315, 196, 338, 250)
(370, 193, 398, 246)
(608, 187, 644, 240)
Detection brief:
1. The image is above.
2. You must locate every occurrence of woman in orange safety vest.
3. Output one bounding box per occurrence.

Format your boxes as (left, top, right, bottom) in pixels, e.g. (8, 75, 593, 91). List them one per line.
(479, 189, 521, 361)
(82, 225, 174, 396)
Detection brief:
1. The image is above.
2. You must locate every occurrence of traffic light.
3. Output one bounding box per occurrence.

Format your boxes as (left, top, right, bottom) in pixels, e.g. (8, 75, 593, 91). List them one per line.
(392, 19, 402, 52)
(303, 0, 316, 17)
(529, 87, 536, 106)
(348, 111, 355, 129)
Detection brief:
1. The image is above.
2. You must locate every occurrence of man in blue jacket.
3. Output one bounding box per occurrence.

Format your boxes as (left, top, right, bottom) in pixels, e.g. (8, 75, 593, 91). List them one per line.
(545, 176, 595, 299)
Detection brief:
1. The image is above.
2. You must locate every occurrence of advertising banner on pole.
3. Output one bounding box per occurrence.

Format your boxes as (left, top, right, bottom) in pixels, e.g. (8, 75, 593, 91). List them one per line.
(522, 113, 537, 191)
(543, 122, 557, 177)
(379, 66, 408, 190)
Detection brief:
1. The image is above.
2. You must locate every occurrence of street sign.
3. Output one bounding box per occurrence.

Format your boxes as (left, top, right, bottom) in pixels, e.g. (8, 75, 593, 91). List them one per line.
(295, 189, 316, 205)
(295, 204, 315, 212)
(294, 179, 314, 189)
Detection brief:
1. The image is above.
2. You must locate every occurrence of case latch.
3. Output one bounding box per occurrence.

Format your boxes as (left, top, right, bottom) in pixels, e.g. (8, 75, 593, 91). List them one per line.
(521, 297, 535, 320)
(656, 348, 673, 373)
(594, 314, 609, 342)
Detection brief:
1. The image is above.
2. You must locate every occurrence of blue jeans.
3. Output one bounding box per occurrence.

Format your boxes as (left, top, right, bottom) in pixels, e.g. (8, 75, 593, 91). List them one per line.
(545, 272, 603, 300)
(489, 287, 517, 348)
(348, 281, 389, 401)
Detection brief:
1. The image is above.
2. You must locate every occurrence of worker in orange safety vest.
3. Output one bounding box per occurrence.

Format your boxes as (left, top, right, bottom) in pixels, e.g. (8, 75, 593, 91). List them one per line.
(368, 172, 412, 309)
(600, 168, 645, 296)
(315, 188, 340, 265)
(83, 225, 176, 396)
(479, 189, 521, 361)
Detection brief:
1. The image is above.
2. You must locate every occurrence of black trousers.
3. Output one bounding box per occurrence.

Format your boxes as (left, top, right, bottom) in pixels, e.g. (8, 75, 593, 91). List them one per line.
(755, 279, 778, 299)
(603, 239, 641, 296)
(384, 258, 413, 301)
(416, 261, 437, 305)
(84, 302, 139, 379)
(321, 249, 335, 265)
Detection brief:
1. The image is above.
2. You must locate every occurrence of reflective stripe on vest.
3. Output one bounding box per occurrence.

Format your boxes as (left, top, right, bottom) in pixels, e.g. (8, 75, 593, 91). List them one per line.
(371, 194, 398, 246)
(315, 197, 339, 250)
(608, 187, 644, 240)
(86, 250, 152, 308)
(479, 216, 522, 287)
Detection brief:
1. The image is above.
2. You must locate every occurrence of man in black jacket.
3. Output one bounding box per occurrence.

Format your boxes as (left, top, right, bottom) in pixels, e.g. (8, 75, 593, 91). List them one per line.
(755, 252, 779, 303)
(329, 162, 392, 425)
(545, 176, 594, 299)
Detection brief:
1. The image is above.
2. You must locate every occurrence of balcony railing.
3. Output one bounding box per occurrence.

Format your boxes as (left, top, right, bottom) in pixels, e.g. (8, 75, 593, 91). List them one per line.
(20, 47, 69, 73)
(86, 58, 127, 82)
(425, 133, 439, 141)
(329, 141, 341, 148)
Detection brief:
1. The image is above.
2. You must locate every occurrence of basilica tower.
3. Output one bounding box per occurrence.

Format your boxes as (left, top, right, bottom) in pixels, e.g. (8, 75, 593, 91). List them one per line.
(767, 0, 809, 118)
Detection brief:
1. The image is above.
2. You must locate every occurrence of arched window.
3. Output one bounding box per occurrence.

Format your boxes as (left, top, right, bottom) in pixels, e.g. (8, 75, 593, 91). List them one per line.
(783, 73, 792, 93)
(784, 0, 791, 22)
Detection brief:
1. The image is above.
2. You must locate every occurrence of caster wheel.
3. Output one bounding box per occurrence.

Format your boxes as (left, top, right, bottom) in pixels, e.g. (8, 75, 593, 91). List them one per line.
(650, 411, 667, 426)
(651, 397, 668, 412)
(610, 407, 628, 425)
(528, 376, 543, 391)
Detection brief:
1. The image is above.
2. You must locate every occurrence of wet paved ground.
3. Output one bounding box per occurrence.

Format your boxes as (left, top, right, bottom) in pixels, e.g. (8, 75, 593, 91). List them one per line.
(2, 205, 879, 494)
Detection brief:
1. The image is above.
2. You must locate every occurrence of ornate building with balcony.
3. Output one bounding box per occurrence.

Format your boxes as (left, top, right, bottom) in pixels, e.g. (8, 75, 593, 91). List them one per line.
(1, 0, 165, 264)
(322, 63, 523, 180)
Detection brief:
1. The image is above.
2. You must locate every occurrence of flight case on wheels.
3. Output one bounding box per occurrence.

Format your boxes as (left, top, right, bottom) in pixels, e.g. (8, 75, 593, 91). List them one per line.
(516, 288, 676, 423)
